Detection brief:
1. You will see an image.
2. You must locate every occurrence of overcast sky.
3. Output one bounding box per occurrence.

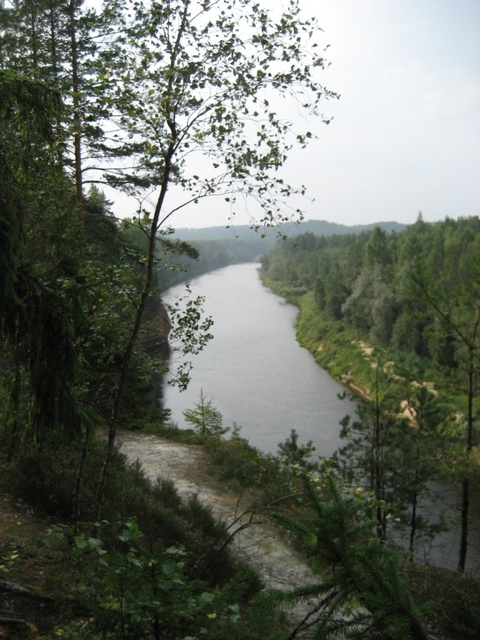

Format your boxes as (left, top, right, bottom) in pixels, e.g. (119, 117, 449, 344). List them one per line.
(109, 0, 480, 229)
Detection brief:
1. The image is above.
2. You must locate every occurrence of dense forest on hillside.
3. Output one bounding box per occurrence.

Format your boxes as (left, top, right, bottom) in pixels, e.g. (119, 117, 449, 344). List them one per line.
(161, 220, 407, 289)
(1, 0, 479, 636)
(261, 215, 480, 573)
(157, 237, 266, 290)
(261, 215, 479, 372)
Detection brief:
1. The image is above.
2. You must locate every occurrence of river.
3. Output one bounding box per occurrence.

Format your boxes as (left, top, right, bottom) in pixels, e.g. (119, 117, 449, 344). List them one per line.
(161, 262, 480, 573)
(162, 262, 354, 456)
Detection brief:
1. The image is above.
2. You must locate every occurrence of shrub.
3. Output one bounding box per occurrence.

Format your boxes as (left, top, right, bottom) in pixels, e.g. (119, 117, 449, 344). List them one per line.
(204, 428, 280, 494)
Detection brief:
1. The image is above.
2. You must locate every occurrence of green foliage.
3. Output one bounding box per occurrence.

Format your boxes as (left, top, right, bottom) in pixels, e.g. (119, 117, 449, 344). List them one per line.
(61, 511, 285, 640)
(167, 291, 215, 391)
(73, 519, 242, 640)
(4, 430, 273, 618)
(204, 426, 282, 495)
(0, 69, 62, 153)
(342, 266, 396, 344)
(6, 436, 218, 562)
(183, 390, 227, 438)
(7, 438, 101, 519)
(92, 0, 337, 210)
(263, 475, 427, 639)
(263, 217, 480, 374)
(143, 421, 204, 444)
(2, 0, 338, 511)
(277, 429, 318, 474)
(0, 69, 62, 324)
(0, 70, 85, 442)
(407, 566, 480, 640)
(262, 217, 480, 569)
(293, 292, 374, 392)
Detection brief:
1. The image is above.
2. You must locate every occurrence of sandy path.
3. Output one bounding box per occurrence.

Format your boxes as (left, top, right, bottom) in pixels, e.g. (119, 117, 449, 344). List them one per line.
(118, 432, 317, 634)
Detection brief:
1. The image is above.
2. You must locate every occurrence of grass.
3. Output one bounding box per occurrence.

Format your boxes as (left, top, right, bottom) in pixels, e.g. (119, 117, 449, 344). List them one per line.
(142, 420, 204, 443)
(258, 273, 306, 306)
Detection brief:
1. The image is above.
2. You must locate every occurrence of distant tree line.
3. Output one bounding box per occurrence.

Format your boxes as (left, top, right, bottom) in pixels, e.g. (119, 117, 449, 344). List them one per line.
(156, 238, 267, 291)
(162, 219, 406, 291)
(172, 218, 405, 244)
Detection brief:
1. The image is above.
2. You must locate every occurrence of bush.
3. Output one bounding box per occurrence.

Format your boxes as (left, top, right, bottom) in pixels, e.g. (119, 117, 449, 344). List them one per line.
(203, 428, 281, 495)
(7, 436, 109, 520)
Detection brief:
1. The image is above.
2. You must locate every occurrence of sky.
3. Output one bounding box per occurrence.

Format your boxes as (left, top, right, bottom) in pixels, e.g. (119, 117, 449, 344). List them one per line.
(108, 0, 480, 229)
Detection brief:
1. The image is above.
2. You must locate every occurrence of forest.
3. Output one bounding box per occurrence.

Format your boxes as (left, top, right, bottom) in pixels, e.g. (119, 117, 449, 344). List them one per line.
(161, 219, 405, 290)
(261, 216, 480, 569)
(1, 0, 479, 638)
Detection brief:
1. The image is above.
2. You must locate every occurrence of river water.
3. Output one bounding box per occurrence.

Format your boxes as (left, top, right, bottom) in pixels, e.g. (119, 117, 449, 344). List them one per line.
(162, 262, 354, 456)
(161, 262, 480, 573)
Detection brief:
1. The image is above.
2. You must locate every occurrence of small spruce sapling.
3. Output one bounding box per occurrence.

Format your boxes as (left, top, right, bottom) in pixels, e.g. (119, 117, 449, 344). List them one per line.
(183, 389, 228, 437)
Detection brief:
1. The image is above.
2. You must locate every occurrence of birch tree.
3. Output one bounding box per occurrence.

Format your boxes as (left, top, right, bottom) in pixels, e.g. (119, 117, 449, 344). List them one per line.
(94, 0, 338, 511)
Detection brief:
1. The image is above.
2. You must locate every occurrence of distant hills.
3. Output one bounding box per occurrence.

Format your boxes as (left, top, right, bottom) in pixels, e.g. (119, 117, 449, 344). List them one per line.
(160, 219, 408, 290)
(172, 219, 406, 243)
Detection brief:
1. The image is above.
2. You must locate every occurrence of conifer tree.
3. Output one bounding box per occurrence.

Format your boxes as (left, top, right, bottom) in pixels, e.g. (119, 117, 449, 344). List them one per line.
(333, 367, 406, 541)
(183, 389, 226, 437)
(264, 475, 427, 639)
(0, 70, 83, 444)
(412, 258, 480, 572)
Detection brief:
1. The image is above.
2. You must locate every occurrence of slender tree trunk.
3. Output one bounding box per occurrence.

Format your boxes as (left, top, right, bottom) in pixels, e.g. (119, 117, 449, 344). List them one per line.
(458, 478, 469, 572)
(409, 488, 418, 562)
(69, 0, 83, 221)
(49, 2, 58, 80)
(48, 3, 66, 173)
(95, 0, 190, 519)
(30, 11, 38, 68)
(408, 432, 423, 562)
(7, 353, 21, 462)
(372, 369, 386, 541)
(457, 315, 478, 571)
(73, 425, 91, 531)
(415, 276, 479, 573)
(95, 141, 176, 518)
(149, 539, 161, 640)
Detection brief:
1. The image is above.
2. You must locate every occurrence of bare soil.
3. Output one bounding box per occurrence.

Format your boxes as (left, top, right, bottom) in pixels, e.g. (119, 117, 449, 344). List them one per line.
(118, 432, 318, 631)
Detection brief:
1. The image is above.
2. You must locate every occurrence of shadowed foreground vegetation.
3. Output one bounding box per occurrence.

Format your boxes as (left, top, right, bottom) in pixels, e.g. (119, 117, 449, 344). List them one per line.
(2, 425, 480, 639)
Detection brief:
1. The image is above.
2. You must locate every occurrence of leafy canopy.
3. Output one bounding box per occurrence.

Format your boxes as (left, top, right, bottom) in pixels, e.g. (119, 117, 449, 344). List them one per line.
(92, 0, 337, 227)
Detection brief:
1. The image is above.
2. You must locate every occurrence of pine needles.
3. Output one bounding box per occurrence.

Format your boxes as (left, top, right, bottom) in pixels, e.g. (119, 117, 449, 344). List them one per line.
(261, 475, 427, 639)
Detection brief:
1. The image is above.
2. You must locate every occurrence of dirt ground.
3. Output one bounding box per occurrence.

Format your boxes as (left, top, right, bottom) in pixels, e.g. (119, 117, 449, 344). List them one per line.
(118, 432, 319, 630)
